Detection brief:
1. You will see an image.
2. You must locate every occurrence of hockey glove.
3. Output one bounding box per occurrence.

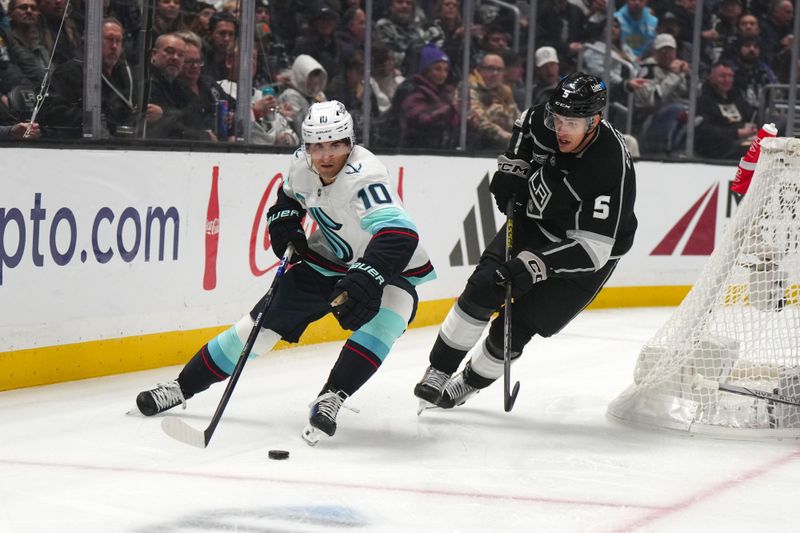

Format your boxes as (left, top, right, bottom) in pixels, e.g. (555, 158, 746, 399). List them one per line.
(489, 155, 532, 212)
(267, 205, 309, 259)
(494, 251, 548, 298)
(330, 261, 386, 331)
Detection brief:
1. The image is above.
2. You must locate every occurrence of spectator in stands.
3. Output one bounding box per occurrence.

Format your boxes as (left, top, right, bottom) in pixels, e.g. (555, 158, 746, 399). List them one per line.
(1, 96, 40, 139)
(426, 0, 474, 68)
(293, 0, 342, 79)
(759, 0, 793, 65)
(372, 42, 404, 104)
(269, 0, 301, 51)
(730, 36, 778, 109)
(630, 33, 689, 109)
(706, 0, 744, 63)
(374, 0, 435, 75)
(398, 42, 458, 148)
(186, 1, 216, 39)
(216, 42, 299, 145)
(536, 0, 588, 72)
(7, 0, 48, 73)
(177, 32, 227, 138)
(37, 18, 145, 138)
(148, 32, 214, 140)
(479, 24, 510, 57)
(694, 61, 757, 160)
(582, 17, 639, 104)
(572, 0, 608, 40)
(630, 33, 690, 154)
(203, 11, 236, 82)
(326, 50, 386, 140)
(38, 0, 83, 65)
(253, 0, 291, 83)
(737, 12, 760, 40)
(336, 7, 366, 61)
(153, 0, 186, 40)
(464, 52, 519, 150)
(530, 46, 561, 106)
(615, 0, 658, 61)
(277, 53, 328, 137)
(0, 19, 43, 96)
(502, 49, 526, 110)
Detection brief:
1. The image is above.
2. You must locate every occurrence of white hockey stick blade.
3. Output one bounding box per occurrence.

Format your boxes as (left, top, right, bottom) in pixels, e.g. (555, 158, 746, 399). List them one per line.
(161, 417, 208, 448)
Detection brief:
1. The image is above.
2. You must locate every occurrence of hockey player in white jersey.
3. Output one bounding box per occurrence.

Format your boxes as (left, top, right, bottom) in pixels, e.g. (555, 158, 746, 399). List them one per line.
(135, 100, 436, 445)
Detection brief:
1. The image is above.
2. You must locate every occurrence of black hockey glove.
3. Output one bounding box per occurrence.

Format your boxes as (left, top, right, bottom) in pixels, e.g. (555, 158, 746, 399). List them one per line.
(267, 205, 309, 259)
(489, 155, 532, 212)
(330, 261, 386, 331)
(494, 251, 548, 298)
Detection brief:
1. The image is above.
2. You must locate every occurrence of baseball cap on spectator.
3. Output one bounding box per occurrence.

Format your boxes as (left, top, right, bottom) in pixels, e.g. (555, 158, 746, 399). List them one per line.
(534, 46, 558, 67)
(311, 0, 339, 21)
(653, 33, 677, 50)
(418, 43, 450, 72)
(255, 0, 269, 8)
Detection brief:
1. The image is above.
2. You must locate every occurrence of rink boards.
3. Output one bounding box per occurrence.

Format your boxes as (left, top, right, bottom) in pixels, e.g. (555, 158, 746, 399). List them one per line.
(0, 148, 740, 390)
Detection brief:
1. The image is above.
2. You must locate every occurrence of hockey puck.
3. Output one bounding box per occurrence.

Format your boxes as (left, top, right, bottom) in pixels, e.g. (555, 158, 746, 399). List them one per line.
(268, 449, 290, 460)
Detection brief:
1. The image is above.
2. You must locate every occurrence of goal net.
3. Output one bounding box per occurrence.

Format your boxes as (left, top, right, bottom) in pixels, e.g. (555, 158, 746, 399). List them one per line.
(608, 137, 800, 439)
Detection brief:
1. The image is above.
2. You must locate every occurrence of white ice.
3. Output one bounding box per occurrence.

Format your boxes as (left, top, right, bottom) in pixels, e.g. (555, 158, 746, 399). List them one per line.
(2, 307, 799, 533)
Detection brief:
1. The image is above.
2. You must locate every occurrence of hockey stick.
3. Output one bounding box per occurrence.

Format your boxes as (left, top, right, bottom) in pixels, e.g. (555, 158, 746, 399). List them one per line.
(161, 245, 294, 448)
(692, 374, 800, 407)
(503, 198, 521, 412)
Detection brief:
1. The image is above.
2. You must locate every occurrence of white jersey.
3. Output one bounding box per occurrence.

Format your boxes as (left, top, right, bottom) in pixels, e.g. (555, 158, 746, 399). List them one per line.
(283, 145, 436, 285)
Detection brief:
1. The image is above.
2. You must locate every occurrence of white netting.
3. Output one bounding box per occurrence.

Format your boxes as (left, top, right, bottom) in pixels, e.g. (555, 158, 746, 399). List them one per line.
(608, 137, 800, 439)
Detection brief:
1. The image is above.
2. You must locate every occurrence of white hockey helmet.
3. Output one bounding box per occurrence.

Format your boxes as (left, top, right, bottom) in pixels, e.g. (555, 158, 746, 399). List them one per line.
(302, 100, 355, 146)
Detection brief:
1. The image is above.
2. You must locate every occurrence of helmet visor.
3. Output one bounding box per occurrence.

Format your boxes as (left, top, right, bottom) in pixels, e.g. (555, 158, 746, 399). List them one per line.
(544, 106, 592, 134)
(306, 140, 353, 157)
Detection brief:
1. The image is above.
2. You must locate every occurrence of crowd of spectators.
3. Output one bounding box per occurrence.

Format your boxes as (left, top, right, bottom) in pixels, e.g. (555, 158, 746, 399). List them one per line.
(0, 0, 796, 158)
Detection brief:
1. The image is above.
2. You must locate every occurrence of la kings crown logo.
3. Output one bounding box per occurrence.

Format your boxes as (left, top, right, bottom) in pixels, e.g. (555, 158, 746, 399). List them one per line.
(526, 167, 552, 220)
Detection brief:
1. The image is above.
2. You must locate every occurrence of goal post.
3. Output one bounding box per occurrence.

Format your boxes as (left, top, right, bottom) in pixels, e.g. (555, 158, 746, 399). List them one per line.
(608, 137, 800, 439)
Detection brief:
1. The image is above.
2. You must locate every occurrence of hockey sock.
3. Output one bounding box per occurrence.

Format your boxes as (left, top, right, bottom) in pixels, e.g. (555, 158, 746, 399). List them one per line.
(466, 336, 521, 388)
(205, 315, 281, 375)
(325, 339, 383, 397)
(430, 299, 491, 373)
(177, 343, 229, 397)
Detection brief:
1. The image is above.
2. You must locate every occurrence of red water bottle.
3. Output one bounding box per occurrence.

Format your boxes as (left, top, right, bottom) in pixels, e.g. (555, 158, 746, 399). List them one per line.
(732, 123, 777, 195)
(203, 166, 220, 290)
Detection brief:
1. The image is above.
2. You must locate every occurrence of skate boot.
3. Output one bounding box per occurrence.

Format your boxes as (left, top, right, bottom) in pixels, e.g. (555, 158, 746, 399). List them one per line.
(413, 366, 451, 414)
(301, 388, 358, 446)
(135, 381, 189, 416)
(439, 364, 480, 409)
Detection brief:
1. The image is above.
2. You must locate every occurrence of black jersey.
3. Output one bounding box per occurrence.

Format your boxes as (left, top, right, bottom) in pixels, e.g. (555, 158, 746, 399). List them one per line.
(504, 105, 638, 278)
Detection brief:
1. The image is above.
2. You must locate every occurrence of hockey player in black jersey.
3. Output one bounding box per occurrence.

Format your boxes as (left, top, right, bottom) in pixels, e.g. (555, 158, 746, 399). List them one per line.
(414, 72, 638, 410)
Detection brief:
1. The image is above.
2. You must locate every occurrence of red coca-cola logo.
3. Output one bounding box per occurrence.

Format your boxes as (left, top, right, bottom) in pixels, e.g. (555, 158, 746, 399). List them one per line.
(249, 173, 316, 277)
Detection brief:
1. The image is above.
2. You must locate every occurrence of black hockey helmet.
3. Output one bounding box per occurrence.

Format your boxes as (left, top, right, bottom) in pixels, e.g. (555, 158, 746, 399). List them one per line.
(546, 72, 607, 118)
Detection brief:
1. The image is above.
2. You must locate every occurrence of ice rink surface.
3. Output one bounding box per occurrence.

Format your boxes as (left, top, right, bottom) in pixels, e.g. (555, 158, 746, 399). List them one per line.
(2, 307, 799, 533)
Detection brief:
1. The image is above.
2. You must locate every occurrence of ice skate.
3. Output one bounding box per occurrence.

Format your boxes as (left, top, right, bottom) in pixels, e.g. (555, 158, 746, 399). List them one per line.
(439, 364, 479, 409)
(301, 388, 358, 446)
(414, 366, 450, 414)
(135, 381, 188, 416)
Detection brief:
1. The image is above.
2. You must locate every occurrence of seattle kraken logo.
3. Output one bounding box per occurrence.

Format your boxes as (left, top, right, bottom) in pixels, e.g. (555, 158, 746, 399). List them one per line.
(308, 207, 353, 262)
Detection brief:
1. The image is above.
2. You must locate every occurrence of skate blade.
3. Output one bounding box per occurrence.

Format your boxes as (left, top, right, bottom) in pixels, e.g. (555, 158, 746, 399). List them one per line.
(125, 405, 145, 416)
(417, 399, 438, 415)
(301, 425, 324, 447)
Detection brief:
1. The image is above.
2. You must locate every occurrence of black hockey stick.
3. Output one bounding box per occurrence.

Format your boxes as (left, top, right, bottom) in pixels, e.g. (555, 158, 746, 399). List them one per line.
(692, 374, 800, 407)
(503, 198, 521, 412)
(161, 245, 294, 448)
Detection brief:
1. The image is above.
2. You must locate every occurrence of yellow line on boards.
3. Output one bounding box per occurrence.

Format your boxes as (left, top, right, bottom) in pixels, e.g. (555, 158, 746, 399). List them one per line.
(0, 287, 690, 392)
